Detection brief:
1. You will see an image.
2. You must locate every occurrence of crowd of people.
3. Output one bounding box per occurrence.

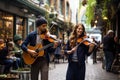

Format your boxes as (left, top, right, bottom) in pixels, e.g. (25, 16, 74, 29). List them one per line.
(0, 16, 119, 80)
(0, 34, 24, 74)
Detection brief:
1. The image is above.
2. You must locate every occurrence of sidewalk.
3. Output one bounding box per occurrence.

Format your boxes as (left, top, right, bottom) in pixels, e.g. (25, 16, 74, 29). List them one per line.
(46, 58, 119, 80)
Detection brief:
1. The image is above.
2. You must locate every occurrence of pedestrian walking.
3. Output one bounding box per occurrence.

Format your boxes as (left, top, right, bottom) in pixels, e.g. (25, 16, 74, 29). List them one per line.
(54, 41, 62, 63)
(62, 23, 96, 80)
(103, 30, 116, 72)
(21, 16, 58, 80)
(92, 37, 99, 64)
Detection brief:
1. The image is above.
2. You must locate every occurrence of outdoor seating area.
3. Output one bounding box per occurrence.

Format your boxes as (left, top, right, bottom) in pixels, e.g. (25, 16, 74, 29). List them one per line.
(0, 66, 30, 80)
(11, 69, 30, 80)
(0, 73, 19, 80)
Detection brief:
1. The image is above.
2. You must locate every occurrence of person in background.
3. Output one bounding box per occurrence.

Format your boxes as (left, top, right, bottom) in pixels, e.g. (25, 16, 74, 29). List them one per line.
(13, 34, 24, 67)
(0, 41, 21, 74)
(54, 39, 62, 63)
(0, 38, 5, 51)
(21, 17, 58, 80)
(5, 37, 13, 46)
(92, 37, 99, 64)
(62, 23, 95, 80)
(103, 30, 116, 72)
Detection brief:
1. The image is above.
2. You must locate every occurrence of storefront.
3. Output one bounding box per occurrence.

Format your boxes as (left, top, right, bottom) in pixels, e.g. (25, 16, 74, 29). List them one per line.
(0, 11, 26, 41)
(0, 11, 13, 40)
(27, 18, 35, 34)
(0, 0, 46, 41)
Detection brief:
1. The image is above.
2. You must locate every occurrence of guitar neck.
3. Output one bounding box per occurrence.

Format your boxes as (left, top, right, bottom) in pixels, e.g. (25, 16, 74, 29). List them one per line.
(38, 43, 53, 52)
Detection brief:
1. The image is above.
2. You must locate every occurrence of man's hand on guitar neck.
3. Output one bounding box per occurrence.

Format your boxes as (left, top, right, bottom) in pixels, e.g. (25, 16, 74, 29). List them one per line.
(27, 49, 38, 57)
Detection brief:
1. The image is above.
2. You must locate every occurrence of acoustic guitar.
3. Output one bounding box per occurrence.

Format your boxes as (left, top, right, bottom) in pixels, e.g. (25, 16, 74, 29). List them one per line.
(22, 43, 53, 65)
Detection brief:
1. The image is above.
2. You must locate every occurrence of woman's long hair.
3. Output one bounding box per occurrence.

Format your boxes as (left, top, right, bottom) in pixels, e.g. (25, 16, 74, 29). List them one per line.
(69, 23, 86, 47)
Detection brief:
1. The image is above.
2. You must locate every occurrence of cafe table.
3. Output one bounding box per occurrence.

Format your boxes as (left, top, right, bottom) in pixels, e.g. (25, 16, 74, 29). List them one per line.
(11, 70, 30, 80)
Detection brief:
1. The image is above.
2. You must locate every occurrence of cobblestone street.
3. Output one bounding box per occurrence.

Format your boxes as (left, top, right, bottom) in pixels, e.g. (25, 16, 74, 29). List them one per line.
(0, 0, 120, 80)
(40, 59, 120, 80)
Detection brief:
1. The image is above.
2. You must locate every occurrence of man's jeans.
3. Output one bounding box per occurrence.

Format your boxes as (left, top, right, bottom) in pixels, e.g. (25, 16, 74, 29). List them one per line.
(104, 50, 114, 71)
(31, 57, 49, 80)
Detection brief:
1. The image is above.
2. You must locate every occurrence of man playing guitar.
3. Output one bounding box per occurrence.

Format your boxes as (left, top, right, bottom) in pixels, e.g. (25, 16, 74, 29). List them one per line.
(21, 17, 58, 80)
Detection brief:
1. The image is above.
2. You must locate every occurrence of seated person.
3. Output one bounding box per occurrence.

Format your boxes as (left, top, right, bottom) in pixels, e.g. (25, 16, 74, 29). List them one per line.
(0, 41, 21, 74)
(13, 34, 24, 67)
(0, 38, 5, 50)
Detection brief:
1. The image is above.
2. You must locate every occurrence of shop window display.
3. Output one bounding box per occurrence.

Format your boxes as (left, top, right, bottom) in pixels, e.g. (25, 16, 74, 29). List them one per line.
(16, 17, 24, 37)
(0, 12, 13, 41)
(28, 19, 35, 34)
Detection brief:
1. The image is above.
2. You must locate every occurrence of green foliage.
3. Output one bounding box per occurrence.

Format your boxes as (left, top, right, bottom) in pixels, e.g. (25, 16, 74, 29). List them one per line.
(102, 0, 112, 19)
(101, 0, 112, 27)
(85, 0, 96, 25)
(102, 0, 108, 18)
(45, 12, 52, 27)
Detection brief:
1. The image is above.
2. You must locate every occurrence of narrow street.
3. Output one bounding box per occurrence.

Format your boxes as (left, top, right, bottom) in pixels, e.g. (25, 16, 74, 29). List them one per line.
(44, 58, 119, 80)
(0, 1, 120, 80)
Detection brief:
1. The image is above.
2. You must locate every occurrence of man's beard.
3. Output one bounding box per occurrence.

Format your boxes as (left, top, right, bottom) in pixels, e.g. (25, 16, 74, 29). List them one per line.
(40, 28, 48, 34)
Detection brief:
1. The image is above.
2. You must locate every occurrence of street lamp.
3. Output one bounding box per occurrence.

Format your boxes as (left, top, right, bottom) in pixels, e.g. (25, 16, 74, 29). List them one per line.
(103, 16, 108, 20)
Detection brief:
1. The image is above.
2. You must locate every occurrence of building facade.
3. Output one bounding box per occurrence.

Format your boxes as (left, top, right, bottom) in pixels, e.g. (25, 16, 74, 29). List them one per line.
(40, 0, 72, 42)
(0, 0, 72, 43)
(0, 0, 47, 41)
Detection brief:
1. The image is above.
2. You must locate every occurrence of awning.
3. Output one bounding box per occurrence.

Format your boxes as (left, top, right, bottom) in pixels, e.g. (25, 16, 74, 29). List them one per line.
(2, 0, 48, 16)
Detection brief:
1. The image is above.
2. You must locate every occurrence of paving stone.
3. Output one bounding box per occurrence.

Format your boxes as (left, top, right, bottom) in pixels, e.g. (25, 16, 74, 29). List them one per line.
(38, 59, 119, 80)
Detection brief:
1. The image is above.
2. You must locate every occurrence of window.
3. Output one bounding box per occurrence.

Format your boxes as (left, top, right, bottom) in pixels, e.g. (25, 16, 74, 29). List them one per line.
(0, 11, 13, 40)
(16, 17, 25, 38)
(59, 0, 64, 15)
(54, 0, 57, 11)
(66, 3, 69, 17)
(28, 19, 35, 34)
